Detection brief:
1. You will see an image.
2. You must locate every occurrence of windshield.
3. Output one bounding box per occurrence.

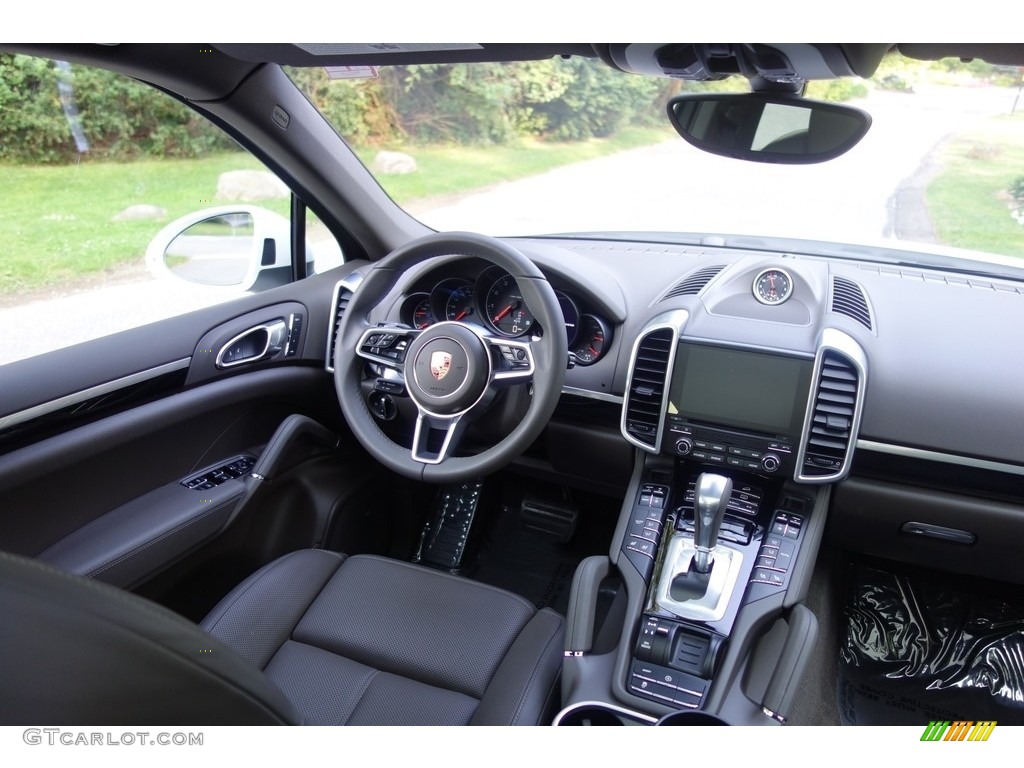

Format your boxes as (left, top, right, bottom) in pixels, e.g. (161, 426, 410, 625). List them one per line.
(290, 53, 1024, 266)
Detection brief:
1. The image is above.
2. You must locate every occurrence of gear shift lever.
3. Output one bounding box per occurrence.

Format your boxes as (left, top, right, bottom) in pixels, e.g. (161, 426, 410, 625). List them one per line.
(693, 473, 732, 573)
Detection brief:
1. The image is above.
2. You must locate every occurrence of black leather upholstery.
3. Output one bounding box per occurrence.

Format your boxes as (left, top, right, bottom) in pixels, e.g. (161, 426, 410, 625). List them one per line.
(0, 549, 564, 726)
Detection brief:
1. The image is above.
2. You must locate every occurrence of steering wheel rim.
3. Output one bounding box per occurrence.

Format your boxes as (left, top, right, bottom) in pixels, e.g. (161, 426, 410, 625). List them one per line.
(333, 231, 567, 483)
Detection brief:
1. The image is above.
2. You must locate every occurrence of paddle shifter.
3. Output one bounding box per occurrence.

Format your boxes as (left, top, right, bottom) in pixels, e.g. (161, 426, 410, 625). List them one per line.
(692, 473, 732, 573)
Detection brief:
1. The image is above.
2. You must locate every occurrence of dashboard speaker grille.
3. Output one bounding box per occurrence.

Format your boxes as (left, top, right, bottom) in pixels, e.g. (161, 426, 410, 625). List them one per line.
(325, 285, 353, 373)
(662, 265, 726, 300)
(830, 276, 872, 330)
(624, 328, 674, 448)
(801, 350, 859, 478)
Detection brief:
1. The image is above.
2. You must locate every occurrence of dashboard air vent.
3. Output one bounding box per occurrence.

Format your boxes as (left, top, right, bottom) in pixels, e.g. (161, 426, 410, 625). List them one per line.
(662, 265, 726, 300)
(830, 276, 872, 330)
(623, 328, 674, 449)
(801, 351, 860, 479)
(325, 283, 354, 373)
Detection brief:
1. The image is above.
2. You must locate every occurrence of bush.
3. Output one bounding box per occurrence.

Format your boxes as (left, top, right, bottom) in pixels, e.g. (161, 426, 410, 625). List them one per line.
(804, 78, 869, 102)
(0, 54, 235, 164)
(1010, 176, 1024, 206)
(288, 57, 666, 147)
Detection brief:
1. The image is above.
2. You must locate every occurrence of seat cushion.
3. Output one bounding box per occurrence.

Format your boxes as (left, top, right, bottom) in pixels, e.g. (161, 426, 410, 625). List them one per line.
(201, 550, 565, 725)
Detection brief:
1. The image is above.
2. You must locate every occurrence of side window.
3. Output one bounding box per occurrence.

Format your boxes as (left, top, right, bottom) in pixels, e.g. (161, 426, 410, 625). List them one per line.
(0, 54, 339, 366)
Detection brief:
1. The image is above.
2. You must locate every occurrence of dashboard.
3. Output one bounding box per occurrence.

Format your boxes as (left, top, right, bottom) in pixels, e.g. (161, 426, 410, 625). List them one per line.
(352, 234, 1024, 475)
(330, 232, 1024, 585)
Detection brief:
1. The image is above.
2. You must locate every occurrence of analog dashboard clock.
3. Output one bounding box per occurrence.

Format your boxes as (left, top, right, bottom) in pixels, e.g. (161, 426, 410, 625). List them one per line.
(753, 268, 794, 305)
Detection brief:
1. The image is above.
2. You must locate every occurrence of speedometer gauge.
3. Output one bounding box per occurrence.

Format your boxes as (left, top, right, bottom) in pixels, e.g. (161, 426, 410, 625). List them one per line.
(484, 273, 535, 337)
(753, 268, 794, 305)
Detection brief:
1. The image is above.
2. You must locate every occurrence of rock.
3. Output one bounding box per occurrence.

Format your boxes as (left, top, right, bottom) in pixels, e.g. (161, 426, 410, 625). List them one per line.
(216, 170, 289, 202)
(372, 150, 417, 175)
(111, 204, 166, 222)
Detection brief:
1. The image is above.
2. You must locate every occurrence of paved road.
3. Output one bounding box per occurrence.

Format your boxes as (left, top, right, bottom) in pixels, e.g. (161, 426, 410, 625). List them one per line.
(414, 86, 1014, 242)
(1, 85, 1016, 366)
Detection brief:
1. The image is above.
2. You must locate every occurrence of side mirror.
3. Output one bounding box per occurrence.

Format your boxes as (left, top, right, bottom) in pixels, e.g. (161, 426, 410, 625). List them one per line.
(145, 206, 295, 292)
(667, 93, 871, 164)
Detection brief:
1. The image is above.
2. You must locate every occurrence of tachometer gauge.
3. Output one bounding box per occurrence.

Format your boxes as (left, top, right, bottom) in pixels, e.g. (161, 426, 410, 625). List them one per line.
(572, 314, 611, 365)
(484, 273, 535, 337)
(753, 268, 794, 305)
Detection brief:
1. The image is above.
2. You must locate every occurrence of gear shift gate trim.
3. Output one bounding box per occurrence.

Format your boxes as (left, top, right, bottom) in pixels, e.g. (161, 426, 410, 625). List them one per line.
(655, 534, 743, 622)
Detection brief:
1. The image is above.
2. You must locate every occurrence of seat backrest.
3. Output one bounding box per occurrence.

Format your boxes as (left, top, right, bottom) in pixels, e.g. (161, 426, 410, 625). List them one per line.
(0, 551, 299, 725)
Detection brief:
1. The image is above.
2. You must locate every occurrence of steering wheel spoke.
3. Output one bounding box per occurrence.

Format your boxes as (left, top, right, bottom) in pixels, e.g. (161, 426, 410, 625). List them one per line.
(410, 411, 469, 465)
(355, 325, 421, 370)
(487, 335, 536, 384)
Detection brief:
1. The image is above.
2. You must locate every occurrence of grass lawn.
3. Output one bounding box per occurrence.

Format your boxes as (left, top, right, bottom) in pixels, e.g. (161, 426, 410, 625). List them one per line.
(0, 153, 278, 296)
(927, 112, 1024, 259)
(0, 127, 674, 297)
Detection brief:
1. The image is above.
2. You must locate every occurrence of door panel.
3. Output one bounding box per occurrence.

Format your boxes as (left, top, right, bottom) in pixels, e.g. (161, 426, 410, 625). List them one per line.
(0, 267, 360, 593)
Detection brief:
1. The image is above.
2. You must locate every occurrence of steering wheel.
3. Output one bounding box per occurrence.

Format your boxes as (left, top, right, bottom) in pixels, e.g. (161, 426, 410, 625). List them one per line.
(333, 232, 567, 483)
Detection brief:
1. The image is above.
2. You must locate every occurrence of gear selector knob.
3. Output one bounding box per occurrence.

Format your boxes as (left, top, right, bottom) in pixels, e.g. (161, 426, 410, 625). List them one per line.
(693, 473, 732, 573)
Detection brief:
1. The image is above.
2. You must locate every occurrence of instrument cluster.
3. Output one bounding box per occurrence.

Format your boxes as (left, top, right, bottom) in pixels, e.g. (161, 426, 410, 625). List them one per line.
(398, 264, 612, 366)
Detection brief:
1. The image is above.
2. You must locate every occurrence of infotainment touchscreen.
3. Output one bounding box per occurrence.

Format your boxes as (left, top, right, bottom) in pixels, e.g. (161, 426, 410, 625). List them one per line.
(667, 343, 814, 437)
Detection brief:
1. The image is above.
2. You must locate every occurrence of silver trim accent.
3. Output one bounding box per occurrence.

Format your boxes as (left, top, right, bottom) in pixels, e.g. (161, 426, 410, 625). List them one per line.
(215, 320, 287, 369)
(857, 439, 1024, 477)
(655, 535, 743, 623)
(561, 386, 624, 405)
(794, 328, 868, 484)
(410, 411, 466, 465)
(489, 336, 535, 382)
(619, 310, 689, 453)
(325, 272, 364, 373)
(752, 267, 794, 305)
(552, 701, 659, 726)
(0, 358, 191, 432)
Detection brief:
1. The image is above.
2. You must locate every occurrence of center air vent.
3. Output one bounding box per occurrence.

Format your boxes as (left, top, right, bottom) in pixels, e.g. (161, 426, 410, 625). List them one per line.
(830, 276, 872, 330)
(797, 348, 863, 482)
(325, 275, 361, 372)
(622, 327, 675, 450)
(661, 265, 727, 300)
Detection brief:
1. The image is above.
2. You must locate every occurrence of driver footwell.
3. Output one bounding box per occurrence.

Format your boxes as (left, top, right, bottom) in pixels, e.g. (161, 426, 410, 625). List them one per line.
(413, 475, 619, 614)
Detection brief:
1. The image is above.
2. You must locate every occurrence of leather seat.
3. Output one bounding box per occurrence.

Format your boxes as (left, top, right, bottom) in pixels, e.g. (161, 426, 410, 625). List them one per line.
(0, 549, 565, 725)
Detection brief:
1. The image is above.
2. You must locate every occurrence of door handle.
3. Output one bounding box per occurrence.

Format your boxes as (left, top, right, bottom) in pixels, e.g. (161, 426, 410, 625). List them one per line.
(216, 319, 288, 368)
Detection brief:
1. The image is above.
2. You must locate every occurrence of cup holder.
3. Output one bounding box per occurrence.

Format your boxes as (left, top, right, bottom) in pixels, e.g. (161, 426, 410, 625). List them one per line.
(655, 711, 729, 726)
(553, 702, 657, 726)
(555, 702, 730, 726)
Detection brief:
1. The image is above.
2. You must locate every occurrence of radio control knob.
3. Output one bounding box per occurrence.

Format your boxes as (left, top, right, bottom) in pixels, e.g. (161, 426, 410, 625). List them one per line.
(761, 454, 781, 473)
(675, 438, 693, 457)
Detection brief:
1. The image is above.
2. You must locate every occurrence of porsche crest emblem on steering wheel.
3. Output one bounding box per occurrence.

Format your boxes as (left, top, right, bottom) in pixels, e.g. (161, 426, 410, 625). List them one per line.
(430, 350, 452, 381)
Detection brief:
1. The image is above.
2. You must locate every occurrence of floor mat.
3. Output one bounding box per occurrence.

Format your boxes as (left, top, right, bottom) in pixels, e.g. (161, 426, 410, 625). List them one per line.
(838, 558, 1024, 725)
(461, 480, 619, 614)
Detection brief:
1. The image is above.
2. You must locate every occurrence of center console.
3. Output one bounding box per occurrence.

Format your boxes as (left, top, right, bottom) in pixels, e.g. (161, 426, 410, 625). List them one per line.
(558, 311, 866, 725)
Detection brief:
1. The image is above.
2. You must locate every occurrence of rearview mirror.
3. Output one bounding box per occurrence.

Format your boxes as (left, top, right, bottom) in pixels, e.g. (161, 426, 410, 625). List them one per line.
(667, 93, 871, 164)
